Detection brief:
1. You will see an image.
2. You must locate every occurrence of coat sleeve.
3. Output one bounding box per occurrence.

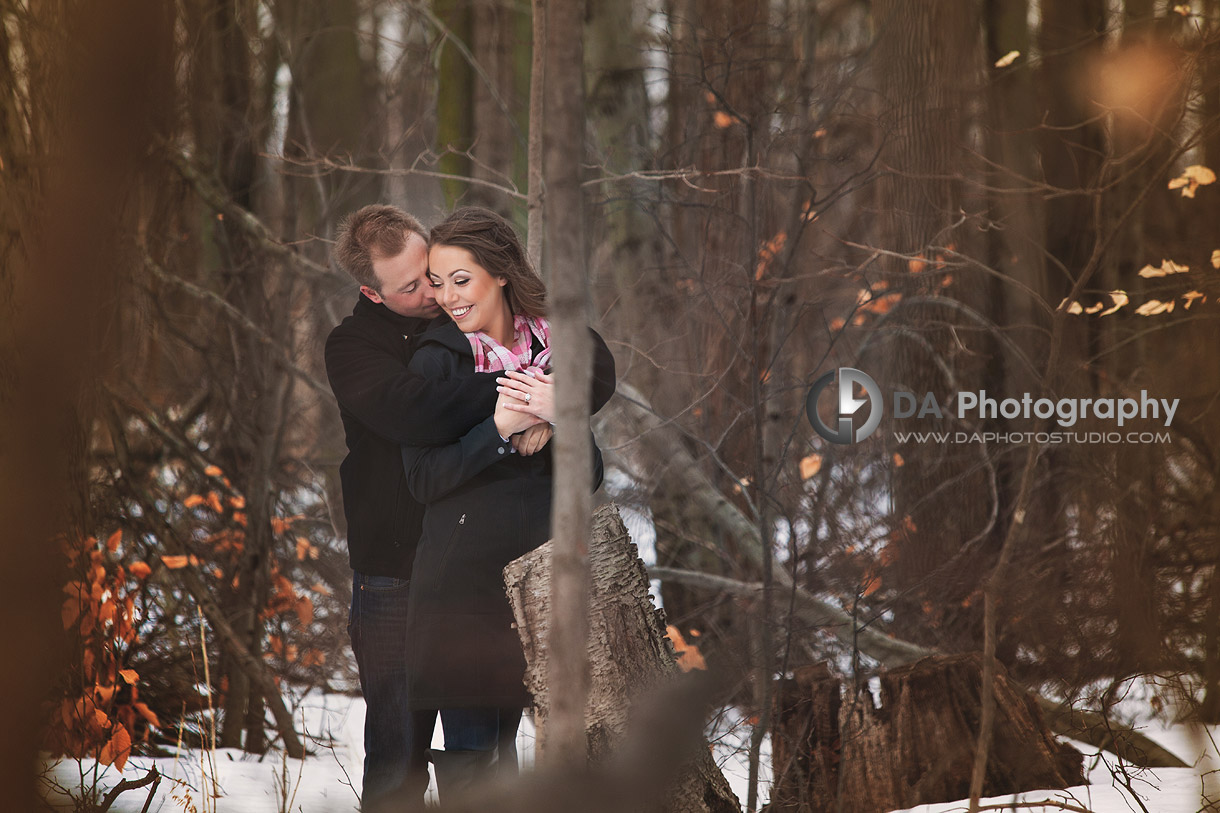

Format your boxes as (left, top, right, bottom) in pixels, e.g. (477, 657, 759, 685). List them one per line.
(589, 328, 617, 414)
(325, 325, 499, 446)
(400, 416, 513, 503)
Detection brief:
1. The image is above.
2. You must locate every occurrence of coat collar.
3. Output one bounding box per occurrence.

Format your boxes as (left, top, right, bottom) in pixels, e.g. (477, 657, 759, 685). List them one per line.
(353, 295, 436, 338)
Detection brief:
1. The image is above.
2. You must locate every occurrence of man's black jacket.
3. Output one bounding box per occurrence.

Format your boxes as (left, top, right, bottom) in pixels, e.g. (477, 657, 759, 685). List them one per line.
(324, 295, 616, 579)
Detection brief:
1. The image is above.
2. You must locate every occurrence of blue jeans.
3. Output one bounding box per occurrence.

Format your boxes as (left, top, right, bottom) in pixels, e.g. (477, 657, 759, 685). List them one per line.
(438, 707, 523, 773)
(349, 572, 437, 810)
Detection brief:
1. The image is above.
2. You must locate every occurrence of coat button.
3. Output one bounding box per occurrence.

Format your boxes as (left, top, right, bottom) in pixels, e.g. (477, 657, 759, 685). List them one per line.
(497, 447, 506, 454)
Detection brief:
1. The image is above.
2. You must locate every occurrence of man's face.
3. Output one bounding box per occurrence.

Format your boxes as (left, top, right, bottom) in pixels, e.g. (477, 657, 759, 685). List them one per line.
(361, 230, 440, 318)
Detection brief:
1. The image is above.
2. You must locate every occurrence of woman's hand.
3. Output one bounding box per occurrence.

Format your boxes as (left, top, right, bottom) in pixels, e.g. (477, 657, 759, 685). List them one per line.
(511, 423, 552, 456)
(496, 370, 555, 423)
(494, 389, 543, 438)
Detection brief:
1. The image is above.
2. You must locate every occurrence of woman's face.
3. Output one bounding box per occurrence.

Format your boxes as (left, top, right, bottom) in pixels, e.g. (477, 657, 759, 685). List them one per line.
(428, 244, 511, 337)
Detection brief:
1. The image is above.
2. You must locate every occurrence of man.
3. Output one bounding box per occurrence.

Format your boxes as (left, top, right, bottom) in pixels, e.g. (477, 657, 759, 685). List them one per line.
(325, 205, 614, 809)
(326, 205, 507, 810)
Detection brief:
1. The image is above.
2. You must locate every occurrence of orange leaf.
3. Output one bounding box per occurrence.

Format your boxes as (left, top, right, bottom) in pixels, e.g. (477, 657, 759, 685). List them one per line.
(105, 530, 122, 552)
(892, 452, 905, 467)
(799, 454, 823, 480)
(295, 596, 314, 627)
(119, 669, 139, 685)
(228, 495, 246, 510)
(301, 649, 327, 668)
(666, 625, 688, 651)
(713, 110, 735, 128)
(133, 702, 160, 728)
(678, 648, 707, 671)
(161, 555, 189, 569)
(183, 495, 205, 509)
(296, 537, 310, 561)
(204, 464, 223, 477)
(309, 582, 333, 597)
(109, 725, 132, 772)
(79, 608, 97, 636)
(62, 597, 81, 631)
(861, 573, 881, 597)
(129, 561, 151, 579)
(206, 492, 223, 513)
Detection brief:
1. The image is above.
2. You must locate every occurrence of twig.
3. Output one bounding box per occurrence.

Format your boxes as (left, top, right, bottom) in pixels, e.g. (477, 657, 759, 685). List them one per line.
(163, 147, 341, 283)
(140, 250, 331, 397)
(97, 765, 160, 813)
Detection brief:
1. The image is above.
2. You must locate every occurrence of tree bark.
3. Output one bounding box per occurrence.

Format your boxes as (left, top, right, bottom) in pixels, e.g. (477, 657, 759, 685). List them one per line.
(0, 2, 172, 807)
(505, 504, 740, 812)
(540, 0, 593, 770)
(768, 655, 1084, 813)
(527, 0, 545, 268)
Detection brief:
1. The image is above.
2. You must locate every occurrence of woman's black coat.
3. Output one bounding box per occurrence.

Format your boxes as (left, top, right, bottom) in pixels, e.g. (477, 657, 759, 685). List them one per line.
(399, 320, 609, 709)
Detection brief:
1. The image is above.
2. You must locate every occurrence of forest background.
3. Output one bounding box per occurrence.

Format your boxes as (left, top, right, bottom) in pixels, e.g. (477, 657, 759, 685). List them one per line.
(3, 0, 1220, 810)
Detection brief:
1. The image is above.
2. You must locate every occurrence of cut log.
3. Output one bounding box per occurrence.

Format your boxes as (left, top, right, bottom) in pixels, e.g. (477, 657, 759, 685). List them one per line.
(504, 503, 740, 813)
(767, 654, 1084, 813)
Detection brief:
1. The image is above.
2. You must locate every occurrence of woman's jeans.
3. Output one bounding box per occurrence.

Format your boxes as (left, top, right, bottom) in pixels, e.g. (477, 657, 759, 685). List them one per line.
(439, 707, 524, 770)
(430, 707, 524, 800)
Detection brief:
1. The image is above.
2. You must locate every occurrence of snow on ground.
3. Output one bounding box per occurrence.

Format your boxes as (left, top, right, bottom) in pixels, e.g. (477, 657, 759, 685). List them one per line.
(41, 690, 766, 812)
(41, 691, 538, 813)
(40, 686, 1219, 812)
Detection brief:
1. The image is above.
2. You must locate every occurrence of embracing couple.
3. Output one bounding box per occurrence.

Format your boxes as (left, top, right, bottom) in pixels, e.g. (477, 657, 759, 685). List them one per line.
(324, 205, 615, 811)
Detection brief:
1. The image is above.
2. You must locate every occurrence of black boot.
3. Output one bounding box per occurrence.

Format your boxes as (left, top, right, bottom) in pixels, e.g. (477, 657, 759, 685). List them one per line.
(429, 748, 495, 802)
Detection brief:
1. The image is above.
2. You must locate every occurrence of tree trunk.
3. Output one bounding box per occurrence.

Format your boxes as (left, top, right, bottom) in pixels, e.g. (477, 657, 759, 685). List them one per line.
(0, 2, 172, 807)
(505, 504, 740, 812)
(468, 0, 524, 216)
(540, 0, 593, 770)
(768, 655, 1084, 813)
(526, 0, 546, 268)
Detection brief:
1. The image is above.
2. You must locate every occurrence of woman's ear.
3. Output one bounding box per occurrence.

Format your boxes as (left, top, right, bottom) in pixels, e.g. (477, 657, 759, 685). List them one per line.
(497, 276, 507, 287)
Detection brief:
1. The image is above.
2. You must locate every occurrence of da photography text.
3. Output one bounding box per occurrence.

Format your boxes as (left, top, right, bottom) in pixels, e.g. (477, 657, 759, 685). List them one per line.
(805, 367, 1178, 446)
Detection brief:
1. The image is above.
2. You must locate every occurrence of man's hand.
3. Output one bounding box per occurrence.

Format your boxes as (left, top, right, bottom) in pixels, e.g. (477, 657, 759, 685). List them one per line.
(511, 423, 552, 456)
(497, 370, 555, 423)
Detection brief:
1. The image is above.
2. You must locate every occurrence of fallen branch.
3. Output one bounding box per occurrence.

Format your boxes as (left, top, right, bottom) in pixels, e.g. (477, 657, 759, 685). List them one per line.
(98, 765, 160, 813)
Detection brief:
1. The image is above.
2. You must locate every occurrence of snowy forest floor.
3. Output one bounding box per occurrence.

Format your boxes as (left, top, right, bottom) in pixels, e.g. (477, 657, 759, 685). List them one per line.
(38, 687, 1220, 813)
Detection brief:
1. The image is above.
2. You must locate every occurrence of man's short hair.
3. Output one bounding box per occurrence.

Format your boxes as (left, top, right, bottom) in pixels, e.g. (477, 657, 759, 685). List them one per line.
(333, 205, 428, 291)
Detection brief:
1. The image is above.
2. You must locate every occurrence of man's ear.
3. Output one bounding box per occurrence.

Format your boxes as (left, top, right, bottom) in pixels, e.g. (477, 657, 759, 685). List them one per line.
(360, 285, 383, 303)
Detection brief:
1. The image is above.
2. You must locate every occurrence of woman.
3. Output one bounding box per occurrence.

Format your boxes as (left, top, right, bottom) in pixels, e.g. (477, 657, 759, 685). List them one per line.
(398, 206, 613, 798)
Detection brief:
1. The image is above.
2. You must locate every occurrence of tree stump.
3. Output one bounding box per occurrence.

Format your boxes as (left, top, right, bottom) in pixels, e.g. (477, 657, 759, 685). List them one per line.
(504, 503, 740, 813)
(767, 654, 1084, 813)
